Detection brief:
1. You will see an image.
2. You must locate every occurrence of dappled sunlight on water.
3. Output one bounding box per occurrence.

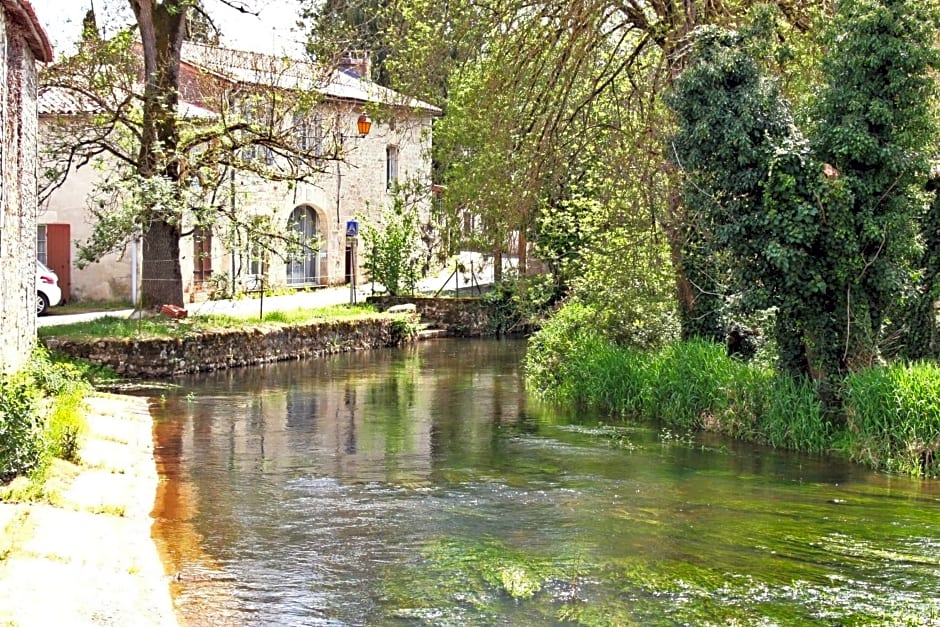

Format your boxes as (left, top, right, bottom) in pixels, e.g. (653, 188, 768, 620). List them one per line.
(151, 339, 940, 625)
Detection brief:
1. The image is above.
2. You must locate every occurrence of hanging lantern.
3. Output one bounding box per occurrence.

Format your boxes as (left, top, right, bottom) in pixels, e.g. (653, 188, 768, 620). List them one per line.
(357, 112, 372, 137)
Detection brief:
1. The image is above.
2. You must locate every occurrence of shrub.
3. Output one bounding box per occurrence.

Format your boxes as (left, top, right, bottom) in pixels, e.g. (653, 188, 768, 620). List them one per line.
(361, 193, 425, 296)
(46, 386, 87, 463)
(524, 302, 607, 395)
(482, 272, 557, 335)
(0, 349, 93, 485)
(0, 371, 45, 482)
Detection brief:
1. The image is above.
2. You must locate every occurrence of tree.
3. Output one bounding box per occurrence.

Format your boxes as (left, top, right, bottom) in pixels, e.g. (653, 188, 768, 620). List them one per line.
(312, 0, 818, 336)
(361, 184, 426, 296)
(300, 0, 392, 86)
(41, 0, 350, 308)
(668, 0, 939, 400)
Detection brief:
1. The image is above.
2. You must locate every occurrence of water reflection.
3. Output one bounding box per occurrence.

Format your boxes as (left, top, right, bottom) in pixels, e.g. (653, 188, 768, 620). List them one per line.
(151, 339, 940, 626)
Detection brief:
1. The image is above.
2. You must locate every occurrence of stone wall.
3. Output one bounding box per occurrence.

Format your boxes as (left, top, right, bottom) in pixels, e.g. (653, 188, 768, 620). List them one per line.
(368, 296, 504, 337)
(42, 316, 417, 379)
(0, 7, 40, 373)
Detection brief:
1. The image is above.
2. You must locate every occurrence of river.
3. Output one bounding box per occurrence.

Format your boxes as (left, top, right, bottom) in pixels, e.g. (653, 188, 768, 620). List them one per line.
(150, 338, 940, 626)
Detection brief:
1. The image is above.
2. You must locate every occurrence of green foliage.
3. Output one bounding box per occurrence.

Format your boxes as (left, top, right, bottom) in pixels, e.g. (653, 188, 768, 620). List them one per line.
(570, 232, 680, 350)
(668, 1, 940, 391)
(0, 371, 44, 483)
(46, 387, 87, 464)
(389, 315, 418, 344)
(843, 362, 940, 476)
(29, 349, 91, 466)
(480, 272, 556, 335)
(528, 320, 940, 475)
(361, 191, 425, 296)
(0, 347, 94, 483)
(524, 302, 609, 395)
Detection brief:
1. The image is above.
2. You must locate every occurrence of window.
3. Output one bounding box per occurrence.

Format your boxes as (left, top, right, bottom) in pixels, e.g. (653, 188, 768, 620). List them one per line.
(286, 206, 320, 286)
(243, 242, 264, 291)
(36, 225, 47, 265)
(193, 227, 212, 284)
(294, 111, 324, 159)
(386, 145, 399, 191)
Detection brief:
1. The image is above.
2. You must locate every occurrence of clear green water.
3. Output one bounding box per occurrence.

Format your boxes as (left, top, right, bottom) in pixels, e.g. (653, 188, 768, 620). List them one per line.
(151, 339, 940, 626)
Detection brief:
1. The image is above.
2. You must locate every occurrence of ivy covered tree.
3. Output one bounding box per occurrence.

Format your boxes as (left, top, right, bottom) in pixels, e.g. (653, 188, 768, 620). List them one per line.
(668, 0, 939, 400)
(810, 0, 940, 366)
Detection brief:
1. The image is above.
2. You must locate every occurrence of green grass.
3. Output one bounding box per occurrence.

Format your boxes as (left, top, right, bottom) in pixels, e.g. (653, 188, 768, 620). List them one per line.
(843, 362, 940, 476)
(38, 304, 382, 340)
(526, 321, 940, 477)
(47, 300, 133, 316)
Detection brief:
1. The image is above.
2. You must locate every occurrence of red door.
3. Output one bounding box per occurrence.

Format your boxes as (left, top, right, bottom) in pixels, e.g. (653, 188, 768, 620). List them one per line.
(46, 224, 71, 302)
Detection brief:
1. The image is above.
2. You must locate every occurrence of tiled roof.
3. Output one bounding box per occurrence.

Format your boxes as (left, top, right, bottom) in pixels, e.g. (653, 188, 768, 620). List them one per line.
(39, 85, 217, 119)
(2, 0, 52, 62)
(37, 86, 95, 115)
(180, 42, 441, 114)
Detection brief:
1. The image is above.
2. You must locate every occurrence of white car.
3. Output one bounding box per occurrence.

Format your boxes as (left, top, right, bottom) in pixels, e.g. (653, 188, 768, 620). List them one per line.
(36, 260, 62, 316)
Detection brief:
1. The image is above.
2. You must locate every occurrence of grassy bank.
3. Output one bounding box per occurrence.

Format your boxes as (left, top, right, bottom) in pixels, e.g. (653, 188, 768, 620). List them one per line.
(38, 304, 380, 340)
(525, 307, 940, 477)
(0, 348, 94, 495)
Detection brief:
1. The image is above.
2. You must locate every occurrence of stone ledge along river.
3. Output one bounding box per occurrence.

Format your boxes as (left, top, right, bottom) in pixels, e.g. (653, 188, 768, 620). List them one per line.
(150, 338, 940, 626)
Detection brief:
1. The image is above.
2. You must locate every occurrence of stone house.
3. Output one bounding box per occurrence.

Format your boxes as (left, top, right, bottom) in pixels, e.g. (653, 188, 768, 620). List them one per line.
(39, 43, 439, 303)
(0, 0, 52, 373)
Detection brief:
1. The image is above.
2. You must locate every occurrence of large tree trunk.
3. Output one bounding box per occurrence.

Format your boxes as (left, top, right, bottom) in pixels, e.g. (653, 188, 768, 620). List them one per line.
(142, 219, 184, 307)
(131, 0, 187, 307)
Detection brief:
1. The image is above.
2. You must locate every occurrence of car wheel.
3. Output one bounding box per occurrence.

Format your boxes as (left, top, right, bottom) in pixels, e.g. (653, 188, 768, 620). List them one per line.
(37, 292, 49, 316)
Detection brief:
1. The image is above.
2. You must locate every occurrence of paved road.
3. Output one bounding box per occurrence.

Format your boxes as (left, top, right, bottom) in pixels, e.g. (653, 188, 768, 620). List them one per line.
(38, 251, 504, 328)
(37, 285, 360, 328)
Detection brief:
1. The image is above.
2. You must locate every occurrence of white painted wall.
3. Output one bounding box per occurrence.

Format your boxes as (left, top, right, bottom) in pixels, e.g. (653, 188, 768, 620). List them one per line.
(40, 105, 433, 303)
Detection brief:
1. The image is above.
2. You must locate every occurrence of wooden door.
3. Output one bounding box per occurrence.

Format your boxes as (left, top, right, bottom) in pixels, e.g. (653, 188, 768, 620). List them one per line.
(46, 224, 71, 302)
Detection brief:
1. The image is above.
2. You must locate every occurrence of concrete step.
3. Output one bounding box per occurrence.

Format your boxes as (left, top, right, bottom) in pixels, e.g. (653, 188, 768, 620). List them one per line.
(417, 328, 449, 340)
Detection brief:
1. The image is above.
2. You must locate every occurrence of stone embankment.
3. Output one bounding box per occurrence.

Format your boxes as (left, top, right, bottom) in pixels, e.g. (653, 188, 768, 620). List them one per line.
(42, 298, 517, 378)
(368, 295, 505, 336)
(43, 315, 416, 378)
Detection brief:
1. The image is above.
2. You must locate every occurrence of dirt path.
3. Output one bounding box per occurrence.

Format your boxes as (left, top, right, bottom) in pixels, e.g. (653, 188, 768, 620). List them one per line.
(0, 394, 177, 626)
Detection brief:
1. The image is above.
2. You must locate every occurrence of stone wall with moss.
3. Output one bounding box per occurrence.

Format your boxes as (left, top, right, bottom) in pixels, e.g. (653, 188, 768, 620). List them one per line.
(42, 317, 416, 378)
(368, 296, 502, 336)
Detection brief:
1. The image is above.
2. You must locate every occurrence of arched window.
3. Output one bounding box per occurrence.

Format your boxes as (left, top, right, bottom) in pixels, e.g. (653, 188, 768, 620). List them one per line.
(286, 206, 320, 286)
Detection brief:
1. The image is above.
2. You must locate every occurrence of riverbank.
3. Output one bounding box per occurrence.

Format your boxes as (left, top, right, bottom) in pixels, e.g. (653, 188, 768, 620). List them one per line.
(0, 394, 177, 625)
(526, 325, 940, 478)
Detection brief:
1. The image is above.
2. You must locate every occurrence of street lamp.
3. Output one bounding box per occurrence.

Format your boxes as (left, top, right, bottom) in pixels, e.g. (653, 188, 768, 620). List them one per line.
(335, 111, 372, 223)
(336, 111, 372, 305)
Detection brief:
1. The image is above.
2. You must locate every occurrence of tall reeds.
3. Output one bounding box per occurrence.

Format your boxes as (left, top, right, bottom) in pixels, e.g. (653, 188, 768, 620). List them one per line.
(526, 323, 940, 476)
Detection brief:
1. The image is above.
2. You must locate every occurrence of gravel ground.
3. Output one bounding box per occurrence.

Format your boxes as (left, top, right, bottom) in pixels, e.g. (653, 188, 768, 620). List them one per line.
(0, 395, 178, 626)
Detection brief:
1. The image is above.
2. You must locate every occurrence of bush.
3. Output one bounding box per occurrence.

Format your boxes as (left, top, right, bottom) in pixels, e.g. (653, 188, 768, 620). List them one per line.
(0, 349, 92, 485)
(0, 371, 44, 482)
(524, 302, 608, 395)
(46, 386, 87, 463)
(482, 272, 557, 335)
(361, 193, 425, 296)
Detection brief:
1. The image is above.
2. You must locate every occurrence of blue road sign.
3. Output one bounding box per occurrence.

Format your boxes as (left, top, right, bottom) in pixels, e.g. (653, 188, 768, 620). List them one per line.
(346, 220, 359, 237)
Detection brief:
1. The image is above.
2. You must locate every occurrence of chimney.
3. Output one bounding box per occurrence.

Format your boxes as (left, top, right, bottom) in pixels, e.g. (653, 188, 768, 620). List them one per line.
(339, 50, 372, 80)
